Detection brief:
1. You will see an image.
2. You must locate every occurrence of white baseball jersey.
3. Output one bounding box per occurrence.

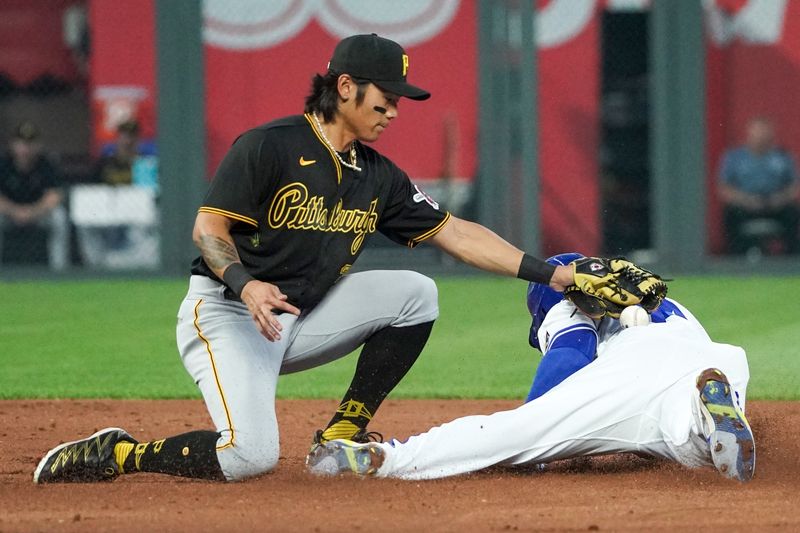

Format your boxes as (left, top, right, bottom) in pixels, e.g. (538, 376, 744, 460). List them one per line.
(371, 299, 749, 480)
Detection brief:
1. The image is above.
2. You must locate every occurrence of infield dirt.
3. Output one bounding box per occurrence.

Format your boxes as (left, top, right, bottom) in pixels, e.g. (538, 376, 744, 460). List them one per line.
(1, 399, 798, 532)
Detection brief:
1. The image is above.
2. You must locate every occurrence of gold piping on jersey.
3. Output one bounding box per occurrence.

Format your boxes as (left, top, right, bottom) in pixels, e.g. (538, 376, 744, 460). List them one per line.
(192, 299, 235, 451)
(408, 211, 452, 248)
(304, 113, 342, 184)
(268, 182, 379, 255)
(198, 206, 259, 228)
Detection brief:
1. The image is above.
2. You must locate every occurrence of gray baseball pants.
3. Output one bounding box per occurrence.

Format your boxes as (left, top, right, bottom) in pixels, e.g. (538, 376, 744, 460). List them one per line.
(176, 270, 439, 481)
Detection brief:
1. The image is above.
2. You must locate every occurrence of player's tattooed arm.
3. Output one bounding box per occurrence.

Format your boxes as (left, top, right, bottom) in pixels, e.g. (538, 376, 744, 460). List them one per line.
(197, 234, 240, 272)
(192, 211, 241, 278)
(192, 210, 299, 341)
(195, 233, 259, 302)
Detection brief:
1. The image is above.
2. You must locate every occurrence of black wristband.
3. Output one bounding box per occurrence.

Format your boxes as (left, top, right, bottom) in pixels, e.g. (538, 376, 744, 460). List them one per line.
(517, 253, 556, 284)
(222, 263, 255, 297)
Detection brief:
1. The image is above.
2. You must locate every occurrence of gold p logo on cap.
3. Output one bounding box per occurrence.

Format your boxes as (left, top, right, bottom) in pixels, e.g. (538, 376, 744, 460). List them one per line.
(402, 54, 409, 76)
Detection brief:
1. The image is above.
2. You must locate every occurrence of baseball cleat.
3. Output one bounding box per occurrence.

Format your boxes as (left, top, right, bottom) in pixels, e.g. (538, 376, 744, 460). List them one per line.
(310, 425, 384, 446)
(306, 427, 383, 463)
(306, 439, 385, 477)
(33, 427, 136, 484)
(696, 368, 755, 482)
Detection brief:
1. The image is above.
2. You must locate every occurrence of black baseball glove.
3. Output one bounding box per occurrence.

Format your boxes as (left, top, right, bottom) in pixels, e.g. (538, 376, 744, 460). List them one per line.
(563, 257, 668, 319)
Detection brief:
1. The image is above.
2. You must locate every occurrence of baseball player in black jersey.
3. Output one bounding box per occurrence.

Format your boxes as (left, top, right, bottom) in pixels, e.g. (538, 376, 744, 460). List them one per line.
(33, 34, 575, 483)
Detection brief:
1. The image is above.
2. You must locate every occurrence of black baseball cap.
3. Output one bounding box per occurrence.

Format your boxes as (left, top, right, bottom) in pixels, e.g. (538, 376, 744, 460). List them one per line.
(117, 119, 140, 135)
(13, 121, 40, 141)
(328, 33, 430, 101)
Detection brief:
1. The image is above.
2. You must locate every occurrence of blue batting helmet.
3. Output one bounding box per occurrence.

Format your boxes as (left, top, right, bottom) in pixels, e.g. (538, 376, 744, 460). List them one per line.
(526, 252, 585, 350)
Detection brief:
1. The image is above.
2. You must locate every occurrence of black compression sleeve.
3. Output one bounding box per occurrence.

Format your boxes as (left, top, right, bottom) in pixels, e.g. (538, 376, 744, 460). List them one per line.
(223, 263, 255, 296)
(517, 253, 556, 284)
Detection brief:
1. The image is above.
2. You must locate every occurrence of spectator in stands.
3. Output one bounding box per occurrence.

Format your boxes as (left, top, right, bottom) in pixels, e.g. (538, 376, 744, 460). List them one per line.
(76, 119, 158, 267)
(0, 121, 69, 269)
(94, 119, 158, 188)
(718, 116, 800, 255)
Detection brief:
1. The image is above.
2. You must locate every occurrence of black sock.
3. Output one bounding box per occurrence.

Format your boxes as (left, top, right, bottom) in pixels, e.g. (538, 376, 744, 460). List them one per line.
(120, 430, 225, 481)
(322, 321, 434, 439)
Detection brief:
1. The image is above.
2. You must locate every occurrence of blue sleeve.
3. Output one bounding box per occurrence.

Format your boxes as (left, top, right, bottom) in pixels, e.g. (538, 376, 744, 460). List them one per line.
(720, 149, 738, 186)
(100, 143, 116, 157)
(525, 327, 597, 402)
(138, 140, 158, 156)
(649, 300, 686, 323)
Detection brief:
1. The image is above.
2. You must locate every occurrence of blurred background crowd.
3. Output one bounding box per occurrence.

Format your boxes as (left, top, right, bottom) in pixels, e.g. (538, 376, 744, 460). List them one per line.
(1, 0, 798, 274)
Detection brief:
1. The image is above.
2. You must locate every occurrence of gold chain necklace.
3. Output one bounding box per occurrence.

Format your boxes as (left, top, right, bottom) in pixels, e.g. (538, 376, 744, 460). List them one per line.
(312, 112, 361, 172)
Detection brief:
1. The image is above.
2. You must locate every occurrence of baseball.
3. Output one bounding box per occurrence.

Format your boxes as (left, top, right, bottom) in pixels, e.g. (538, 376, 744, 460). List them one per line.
(619, 305, 651, 328)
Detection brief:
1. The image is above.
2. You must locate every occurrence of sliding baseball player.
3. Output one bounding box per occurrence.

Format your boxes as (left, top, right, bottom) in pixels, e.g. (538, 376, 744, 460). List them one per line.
(307, 253, 756, 482)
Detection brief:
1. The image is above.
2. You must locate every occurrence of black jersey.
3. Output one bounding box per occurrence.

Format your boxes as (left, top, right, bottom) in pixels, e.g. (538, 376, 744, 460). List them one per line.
(191, 114, 450, 310)
(0, 153, 62, 204)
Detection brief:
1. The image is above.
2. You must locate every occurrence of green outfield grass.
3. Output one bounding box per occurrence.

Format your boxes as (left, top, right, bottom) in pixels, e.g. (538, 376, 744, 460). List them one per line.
(1, 275, 798, 400)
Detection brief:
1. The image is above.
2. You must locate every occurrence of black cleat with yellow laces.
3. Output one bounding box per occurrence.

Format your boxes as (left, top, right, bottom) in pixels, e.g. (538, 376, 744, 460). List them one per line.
(33, 427, 136, 483)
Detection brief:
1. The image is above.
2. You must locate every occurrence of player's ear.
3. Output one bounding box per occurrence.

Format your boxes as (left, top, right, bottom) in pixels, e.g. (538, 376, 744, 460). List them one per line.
(337, 74, 353, 102)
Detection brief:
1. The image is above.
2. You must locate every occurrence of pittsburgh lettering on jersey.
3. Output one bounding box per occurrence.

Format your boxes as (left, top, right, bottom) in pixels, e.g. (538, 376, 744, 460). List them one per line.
(268, 182, 379, 254)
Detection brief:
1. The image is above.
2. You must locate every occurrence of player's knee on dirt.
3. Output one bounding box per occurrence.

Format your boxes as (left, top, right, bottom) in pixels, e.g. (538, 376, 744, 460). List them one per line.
(216, 430, 280, 481)
(390, 271, 439, 326)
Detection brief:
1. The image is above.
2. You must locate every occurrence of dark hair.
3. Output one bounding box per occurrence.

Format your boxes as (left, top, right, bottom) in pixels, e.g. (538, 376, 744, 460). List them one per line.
(117, 119, 140, 135)
(304, 70, 370, 122)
